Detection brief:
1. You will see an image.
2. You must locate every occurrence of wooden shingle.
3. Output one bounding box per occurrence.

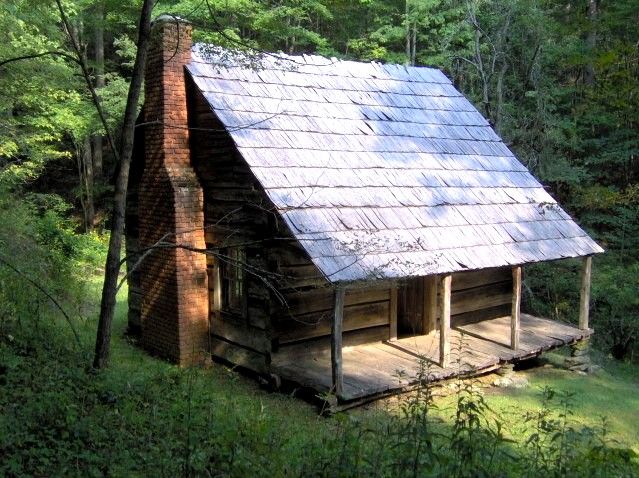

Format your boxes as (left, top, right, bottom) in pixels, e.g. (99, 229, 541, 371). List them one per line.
(187, 47, 603, 282)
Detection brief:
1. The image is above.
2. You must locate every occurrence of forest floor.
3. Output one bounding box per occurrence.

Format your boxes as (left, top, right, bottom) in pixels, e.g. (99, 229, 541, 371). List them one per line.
(1, 275, 638, 475)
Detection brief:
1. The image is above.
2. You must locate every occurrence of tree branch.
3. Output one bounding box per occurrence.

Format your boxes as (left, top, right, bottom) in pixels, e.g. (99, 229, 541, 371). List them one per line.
(0, 51, 80, 68)
(54, 0, 120, 163)
(0, 254, 81, 346)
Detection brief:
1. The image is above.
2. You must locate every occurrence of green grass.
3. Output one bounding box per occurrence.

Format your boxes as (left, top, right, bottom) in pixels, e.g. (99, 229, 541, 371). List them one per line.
(357, 351, 639, 458)
(409, 352, 639, 456)
(479, 354, 639, 454)
(2, 273, 638, 476)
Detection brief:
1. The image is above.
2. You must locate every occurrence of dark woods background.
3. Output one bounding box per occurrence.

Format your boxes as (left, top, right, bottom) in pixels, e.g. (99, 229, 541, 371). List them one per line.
(1, 0, 638, 358)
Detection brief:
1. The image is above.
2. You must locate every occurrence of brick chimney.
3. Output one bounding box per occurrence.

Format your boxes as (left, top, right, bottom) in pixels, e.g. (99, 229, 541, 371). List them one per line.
(136, 16, 209, 365)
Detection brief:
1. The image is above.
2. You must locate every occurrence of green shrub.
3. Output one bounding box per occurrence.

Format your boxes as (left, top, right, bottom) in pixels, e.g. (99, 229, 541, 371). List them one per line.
(524, 256, 639, 360)
(0, 186, 105, 347)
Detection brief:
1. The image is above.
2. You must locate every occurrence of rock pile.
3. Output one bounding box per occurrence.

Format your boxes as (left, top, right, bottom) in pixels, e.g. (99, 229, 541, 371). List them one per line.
(565, 340, 597, 374)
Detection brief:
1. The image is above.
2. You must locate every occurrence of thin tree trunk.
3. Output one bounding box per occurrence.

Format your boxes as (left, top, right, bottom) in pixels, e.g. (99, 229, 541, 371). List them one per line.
(74, 143, 87, 228)
(92, 0, 104, 178)
(405, 0, 411, 65)
(72, 16, 95, 231)
(93, 0, 155, 369)
(584, 0, 597, 85)
(411, 20, 416, 66)
(474, 27, 491, 120)
(494, 60, 508, 134)
(82, 136, 95, 231)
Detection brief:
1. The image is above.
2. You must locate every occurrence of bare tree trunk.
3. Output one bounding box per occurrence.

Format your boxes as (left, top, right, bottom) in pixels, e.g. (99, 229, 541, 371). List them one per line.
(74, 142, 87, 228)
(82, 136, 95, 231)
(494, 61, 508, 134)
(411, 21, 417, 66)
(473, 26, 491, 120)
(92, 0, 104, 179)
(72, 17, 95, 231)
(93, 0, 155, 369)
(405, 0, 411, 65)
(493, 11, 512, 134)
(584, 0, 597, 86)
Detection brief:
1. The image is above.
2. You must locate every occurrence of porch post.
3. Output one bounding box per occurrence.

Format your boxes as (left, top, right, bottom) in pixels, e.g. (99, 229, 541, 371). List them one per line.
(389, 286, 398, 341)
(579, 256, 592, 330)
(439, 274, 452, 367)
(331, 287, 345, 398)
(511, 266, 522, 350)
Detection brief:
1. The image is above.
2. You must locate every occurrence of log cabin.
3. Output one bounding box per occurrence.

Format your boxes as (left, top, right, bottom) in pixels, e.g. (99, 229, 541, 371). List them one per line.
(125, 16, 603, 404)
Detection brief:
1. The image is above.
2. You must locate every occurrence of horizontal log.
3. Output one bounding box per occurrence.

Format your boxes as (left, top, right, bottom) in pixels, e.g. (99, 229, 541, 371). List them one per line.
(451, 267, 511, 292)
(246, 307, 269, 330)
(210, 336, 269, 374)
(277, 300, 390, 344)
(247, 281, 270, 302)
(205, 189, 265, 203)
(451, 280, 512, 316)
(344, 325, 390, 346)
(276, 263, 327, 288)
(276, 325, 390, 359)
(451, 304, 512, 327)
(210, 315, 271, 354)
(269, 243, 314, 267)
(205, 209, 270, 229)
(280, 287, 391, 317)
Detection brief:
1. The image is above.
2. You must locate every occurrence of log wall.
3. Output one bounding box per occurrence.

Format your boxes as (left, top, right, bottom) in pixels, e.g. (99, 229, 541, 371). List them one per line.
(268, 228, 392, 347)
(450, 267, 513, 326)
(187, 82, 275, 372)
(274, 286, 392, 346)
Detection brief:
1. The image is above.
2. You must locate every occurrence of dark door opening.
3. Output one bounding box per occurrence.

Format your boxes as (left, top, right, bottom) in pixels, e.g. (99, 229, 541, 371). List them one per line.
(398, 276, 435, 337)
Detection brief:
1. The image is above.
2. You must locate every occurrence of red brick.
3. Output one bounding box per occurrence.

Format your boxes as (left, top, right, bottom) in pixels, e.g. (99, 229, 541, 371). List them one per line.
(137, 18, 209, 366)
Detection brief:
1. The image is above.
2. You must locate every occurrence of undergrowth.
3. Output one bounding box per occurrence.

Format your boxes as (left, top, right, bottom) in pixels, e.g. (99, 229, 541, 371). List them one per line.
(0, 192, 637, 476)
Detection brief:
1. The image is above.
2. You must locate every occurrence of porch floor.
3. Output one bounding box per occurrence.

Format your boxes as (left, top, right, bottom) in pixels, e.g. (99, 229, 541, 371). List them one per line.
(271, 314, 592, 402)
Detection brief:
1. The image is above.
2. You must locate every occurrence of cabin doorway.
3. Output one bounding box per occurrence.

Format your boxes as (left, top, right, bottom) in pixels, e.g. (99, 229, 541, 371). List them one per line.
(397, 277, 437, 337)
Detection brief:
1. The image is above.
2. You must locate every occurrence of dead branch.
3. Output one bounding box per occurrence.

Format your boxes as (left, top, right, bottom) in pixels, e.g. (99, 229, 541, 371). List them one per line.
(0, 254, 81, 346)
(0, 51, 80, 68)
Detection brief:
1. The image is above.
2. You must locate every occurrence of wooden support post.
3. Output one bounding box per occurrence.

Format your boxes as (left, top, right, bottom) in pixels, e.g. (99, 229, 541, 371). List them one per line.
(579, 256, 592, 330)
(439, 274, 451, 368)
(423, 275, 438, 334)
(511, 266, 522, 350)
(389, 286, 398, 341)
(331, 287, 345, 399)
(213, 260, 221, 313)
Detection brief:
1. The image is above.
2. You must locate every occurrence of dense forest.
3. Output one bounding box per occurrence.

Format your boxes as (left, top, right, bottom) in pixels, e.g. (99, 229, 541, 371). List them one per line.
(0, 0, 638, 475)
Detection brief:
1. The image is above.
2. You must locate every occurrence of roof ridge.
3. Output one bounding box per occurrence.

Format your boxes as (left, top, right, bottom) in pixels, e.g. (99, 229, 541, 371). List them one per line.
(190, 43, 451, 84)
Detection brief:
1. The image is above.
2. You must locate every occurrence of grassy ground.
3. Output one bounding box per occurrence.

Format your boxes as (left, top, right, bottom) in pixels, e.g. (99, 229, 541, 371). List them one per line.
(480, 353, 639, 453)
(2, 275, 638, 475)
(358, 350, 639, 455)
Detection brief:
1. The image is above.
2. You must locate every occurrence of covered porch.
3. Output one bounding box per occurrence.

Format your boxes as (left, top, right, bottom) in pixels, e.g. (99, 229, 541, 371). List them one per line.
(272, 314, 592, 402)
(272, 258, 594, 404)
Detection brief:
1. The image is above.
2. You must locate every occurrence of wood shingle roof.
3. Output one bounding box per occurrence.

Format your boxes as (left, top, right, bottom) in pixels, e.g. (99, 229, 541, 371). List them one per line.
(186, 47, 603, 282)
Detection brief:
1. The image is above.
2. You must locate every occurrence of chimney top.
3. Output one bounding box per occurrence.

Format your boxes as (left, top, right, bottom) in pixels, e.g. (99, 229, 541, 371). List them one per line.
(152, 14, 192, 27)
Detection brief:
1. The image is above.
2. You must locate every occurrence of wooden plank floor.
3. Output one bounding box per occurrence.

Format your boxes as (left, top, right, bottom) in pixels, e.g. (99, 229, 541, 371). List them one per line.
(271, 314, 591, 402)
